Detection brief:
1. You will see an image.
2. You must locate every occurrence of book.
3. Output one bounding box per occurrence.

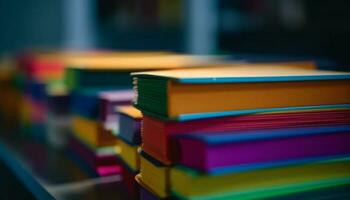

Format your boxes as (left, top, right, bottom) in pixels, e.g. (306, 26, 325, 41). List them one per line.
(136, 151, 171, 198)
(98, 90, 134, 133)
(15, 51, 173, 136)
(142, 109, 350, 164)
(65, 54, 215, 90)
(71, 90, 133, 120)
(177, 126, 350, 173)
(17, 51, 167, 82)
(170, 157, 350, 199)
(132, 66, 350, 120)
(99, 90, 134, 121)
(72, 115, 117, 148)
(174, 179, 350, 200)
(117, 106, 142, 144)
(68, 136, 122, 176)
(118, 138, 140, 172)
(17, 52, 66, 82)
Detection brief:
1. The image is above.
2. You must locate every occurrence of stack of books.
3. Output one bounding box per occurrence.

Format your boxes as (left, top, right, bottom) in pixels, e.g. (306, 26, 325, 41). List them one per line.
(132, 65, 350, 199)
(116, 106, 142, 199)
(65, 53, 215, 177)
(69, 89, 133, 176)
(15, 52, 69, 139)
(13, 51, 123, 146)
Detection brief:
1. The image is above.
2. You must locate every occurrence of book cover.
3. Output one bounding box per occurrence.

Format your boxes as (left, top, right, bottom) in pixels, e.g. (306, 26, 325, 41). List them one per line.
(133, 66, 350, 119)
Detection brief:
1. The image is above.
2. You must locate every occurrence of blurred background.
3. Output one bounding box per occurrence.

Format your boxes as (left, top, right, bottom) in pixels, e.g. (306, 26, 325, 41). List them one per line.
(0, 0, 350, 70)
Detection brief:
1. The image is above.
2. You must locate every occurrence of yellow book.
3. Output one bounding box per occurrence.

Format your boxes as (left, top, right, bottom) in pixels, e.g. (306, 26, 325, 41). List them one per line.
(72, 115, 117, 148)
(64, 50, 317, 70)
(118, 139, 140, 171)
(170, 157, 350, 198)
(132, 66, 350, 120)
(137, 153, 171, 198)
(65, 54, 215, 70)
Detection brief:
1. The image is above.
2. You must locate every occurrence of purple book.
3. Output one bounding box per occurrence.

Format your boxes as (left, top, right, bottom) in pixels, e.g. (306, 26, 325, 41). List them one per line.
(98, 90, 134, 132)
(178, 125, 350, 173)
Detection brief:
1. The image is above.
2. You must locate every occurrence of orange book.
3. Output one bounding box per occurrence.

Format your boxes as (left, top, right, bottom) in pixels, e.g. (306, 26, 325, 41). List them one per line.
(132, 66, 350, 120)
(72, 115, 117, 148)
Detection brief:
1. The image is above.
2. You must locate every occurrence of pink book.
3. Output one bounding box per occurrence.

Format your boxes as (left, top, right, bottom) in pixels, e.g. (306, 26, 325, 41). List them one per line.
(69, 136, 122, 176)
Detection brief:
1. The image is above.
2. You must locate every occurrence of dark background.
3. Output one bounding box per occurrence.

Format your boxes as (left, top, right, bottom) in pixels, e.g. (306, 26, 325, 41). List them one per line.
(0, 0, 349, 69)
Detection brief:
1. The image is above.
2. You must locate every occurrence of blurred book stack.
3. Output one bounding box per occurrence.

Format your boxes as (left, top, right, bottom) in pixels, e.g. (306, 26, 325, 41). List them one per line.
(15, 52, 70, 140)
(133, 66, 350, 199)
(69, 89, 132, 176)
(65, 53, 216, 177)
(0, 51, 106, 145)
(6, 51, 123, 147)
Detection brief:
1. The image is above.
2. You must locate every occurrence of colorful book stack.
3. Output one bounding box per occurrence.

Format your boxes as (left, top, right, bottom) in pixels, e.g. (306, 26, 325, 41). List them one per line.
(15, 52, 69, 139)
(13, 51, 119, 145)
(132, 65, 350, 199)
(65, 53, 215, 177)
(69, 89, 133, 176)
(116, 106, 142, 199)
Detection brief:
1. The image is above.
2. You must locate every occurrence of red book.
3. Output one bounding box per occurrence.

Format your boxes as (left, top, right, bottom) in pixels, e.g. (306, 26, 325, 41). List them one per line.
(142, 110, 350, 164)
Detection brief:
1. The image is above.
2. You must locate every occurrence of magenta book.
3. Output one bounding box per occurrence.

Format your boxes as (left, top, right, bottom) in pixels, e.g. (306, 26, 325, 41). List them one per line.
(178, 126, 350, 173)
